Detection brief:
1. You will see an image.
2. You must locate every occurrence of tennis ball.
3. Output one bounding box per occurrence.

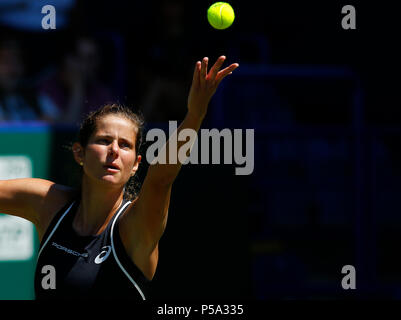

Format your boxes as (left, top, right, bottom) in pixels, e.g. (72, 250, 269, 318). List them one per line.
(207, 2, 235, 30)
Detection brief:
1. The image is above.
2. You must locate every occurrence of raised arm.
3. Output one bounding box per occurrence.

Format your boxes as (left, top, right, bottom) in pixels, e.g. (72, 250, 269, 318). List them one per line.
(118, 56, 239, 279)
(145, 56, 239, 184)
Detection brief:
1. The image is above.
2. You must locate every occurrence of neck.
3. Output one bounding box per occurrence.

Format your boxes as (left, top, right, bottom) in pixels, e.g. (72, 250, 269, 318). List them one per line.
(73, 176, 125, 236)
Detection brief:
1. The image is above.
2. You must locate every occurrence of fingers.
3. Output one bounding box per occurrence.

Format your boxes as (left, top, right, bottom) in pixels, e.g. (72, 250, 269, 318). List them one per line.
(216, 63, 239, 86)
(200, 57, 208, 86)
(208, 56, 226, 81)
(192, 61, 201, 88)
(196, 56, 239, 88)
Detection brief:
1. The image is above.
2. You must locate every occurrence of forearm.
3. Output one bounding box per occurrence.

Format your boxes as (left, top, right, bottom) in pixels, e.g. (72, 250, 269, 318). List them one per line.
(146, 110, 204, 186)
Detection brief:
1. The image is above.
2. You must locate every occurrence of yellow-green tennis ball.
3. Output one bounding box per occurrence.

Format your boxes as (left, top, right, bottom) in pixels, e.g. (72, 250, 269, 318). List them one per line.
(207, 2, 235, 30)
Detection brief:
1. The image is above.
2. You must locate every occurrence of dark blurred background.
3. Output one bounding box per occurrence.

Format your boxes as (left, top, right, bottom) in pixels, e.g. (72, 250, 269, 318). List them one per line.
(0, 0, 400, 299)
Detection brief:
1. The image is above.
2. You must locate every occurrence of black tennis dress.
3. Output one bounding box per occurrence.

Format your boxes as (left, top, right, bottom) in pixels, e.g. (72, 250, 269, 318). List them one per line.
(34, 198, 150, 300)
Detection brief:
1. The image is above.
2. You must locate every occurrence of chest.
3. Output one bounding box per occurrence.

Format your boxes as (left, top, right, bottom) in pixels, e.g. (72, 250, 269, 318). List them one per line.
(36, 232, 116, 294)
(34, 227, 146, 299)
(33, 200, 149, 300)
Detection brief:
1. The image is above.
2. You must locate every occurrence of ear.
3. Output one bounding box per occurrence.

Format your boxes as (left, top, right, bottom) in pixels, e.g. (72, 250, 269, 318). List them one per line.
(72, 142, 85, 166)
(131, 155, 142, 176)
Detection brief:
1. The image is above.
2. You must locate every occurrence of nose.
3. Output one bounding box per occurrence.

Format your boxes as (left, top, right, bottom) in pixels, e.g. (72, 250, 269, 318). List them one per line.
(109, 140, 119, 156)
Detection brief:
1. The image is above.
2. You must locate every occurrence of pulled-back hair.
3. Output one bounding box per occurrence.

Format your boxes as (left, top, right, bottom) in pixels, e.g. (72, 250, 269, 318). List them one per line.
(77, 104, 145, 200)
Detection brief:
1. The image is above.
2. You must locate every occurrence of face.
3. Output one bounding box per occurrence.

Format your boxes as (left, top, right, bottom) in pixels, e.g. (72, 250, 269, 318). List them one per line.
(73, 114, 141, 188)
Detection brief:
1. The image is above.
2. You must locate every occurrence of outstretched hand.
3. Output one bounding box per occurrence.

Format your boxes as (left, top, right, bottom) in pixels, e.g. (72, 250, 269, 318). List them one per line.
(187, 56, 239, 120)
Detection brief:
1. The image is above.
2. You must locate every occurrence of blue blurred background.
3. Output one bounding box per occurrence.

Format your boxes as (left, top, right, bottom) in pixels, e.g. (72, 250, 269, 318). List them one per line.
(0, 0, 400, 299)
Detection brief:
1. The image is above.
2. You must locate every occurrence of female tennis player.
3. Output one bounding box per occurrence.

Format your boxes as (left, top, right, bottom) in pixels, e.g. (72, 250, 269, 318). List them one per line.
(0, 56, 239, 299)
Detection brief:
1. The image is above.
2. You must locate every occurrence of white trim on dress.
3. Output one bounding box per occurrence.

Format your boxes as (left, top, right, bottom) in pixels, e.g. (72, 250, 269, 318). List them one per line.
(37, 201, 75, 260)
(110, 200, 146, 300)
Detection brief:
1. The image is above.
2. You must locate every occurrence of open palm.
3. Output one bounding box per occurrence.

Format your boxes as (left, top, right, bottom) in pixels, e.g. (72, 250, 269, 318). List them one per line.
(187, 56, 239, 119)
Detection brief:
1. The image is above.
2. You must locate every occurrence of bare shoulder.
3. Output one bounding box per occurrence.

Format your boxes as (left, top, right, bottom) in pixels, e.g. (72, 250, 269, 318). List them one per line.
(34, 180, 77, 242)
(9, 178, 76, 215)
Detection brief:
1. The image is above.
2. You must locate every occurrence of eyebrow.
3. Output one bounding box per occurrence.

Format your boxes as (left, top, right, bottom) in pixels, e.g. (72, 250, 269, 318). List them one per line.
(96, 134, 134, 146)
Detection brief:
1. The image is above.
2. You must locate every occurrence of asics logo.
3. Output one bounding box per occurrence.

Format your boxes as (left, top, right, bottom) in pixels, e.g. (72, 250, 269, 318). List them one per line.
(94, 246, 112, 264)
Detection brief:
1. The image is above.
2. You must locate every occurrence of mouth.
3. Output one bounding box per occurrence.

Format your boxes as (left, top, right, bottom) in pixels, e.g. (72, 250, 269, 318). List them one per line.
(103, 163, 120, 172)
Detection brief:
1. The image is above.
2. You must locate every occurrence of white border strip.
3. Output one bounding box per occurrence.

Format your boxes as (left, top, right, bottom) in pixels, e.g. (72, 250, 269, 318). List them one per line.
(110, 201, 146, 300)
(37, 201, 75, 260)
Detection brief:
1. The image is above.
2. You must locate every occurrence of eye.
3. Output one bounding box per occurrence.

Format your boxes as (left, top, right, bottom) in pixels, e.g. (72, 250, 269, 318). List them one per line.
(120, 141, 132, 149)
(97, 138, 110, 145)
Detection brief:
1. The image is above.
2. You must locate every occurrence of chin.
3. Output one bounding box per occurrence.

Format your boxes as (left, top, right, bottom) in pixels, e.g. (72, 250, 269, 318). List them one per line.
(84, 171, 124, 189)
(99, 175, 124, 186)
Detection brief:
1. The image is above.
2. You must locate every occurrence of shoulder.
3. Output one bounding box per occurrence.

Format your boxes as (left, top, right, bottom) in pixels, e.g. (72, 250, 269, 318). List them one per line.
(33, 180, 78, 241)
(0, 178, 74, 218)
(20, 179, 76, 211)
